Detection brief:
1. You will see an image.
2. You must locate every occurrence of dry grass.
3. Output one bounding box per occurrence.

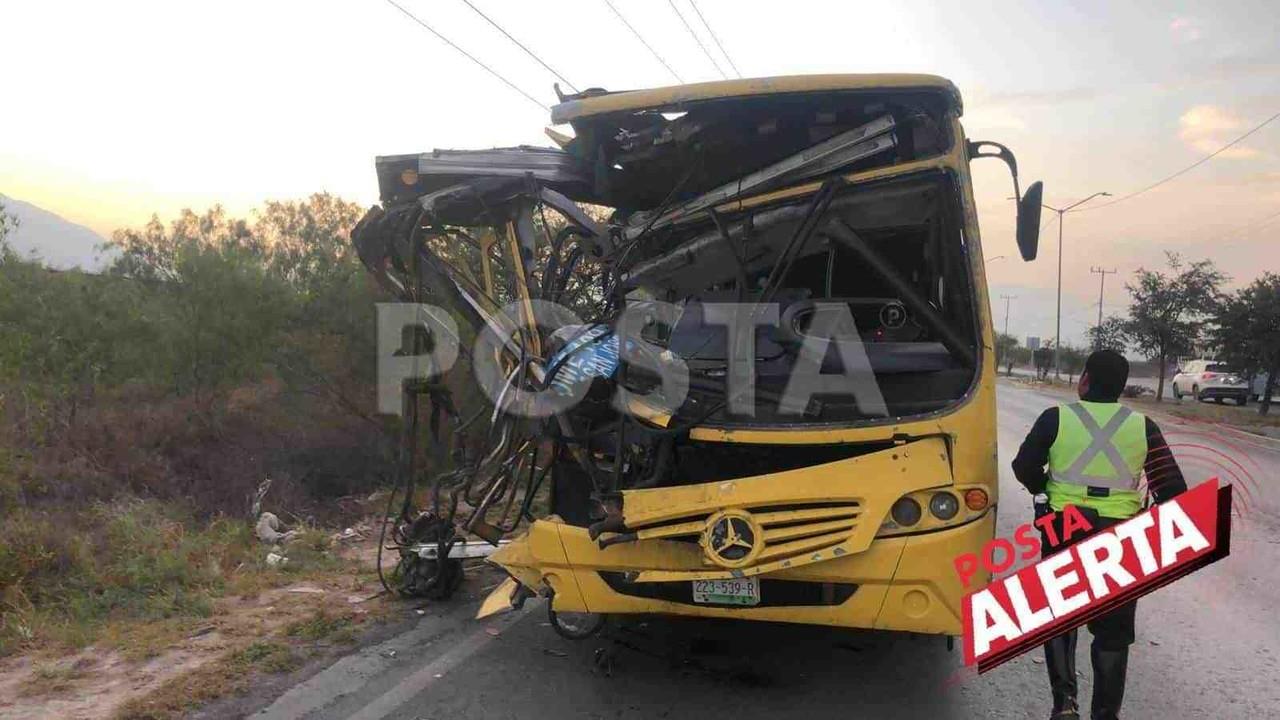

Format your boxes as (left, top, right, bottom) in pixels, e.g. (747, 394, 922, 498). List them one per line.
(0, 376, 394, 660)
(107, 587, 391, 720)
(18, 656, 96, 696)
(284, 607, 358, 643)
(110, 641, 302, 720)
(0, 497, 368, 661)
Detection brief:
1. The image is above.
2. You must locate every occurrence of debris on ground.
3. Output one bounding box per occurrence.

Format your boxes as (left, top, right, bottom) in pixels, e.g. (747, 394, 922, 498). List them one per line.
(256, 511, 301, 545)
(331, 526, 367, 543)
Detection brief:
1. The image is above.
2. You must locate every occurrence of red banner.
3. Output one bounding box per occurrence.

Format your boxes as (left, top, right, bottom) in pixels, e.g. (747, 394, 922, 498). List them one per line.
(962, 480, 1232, 671)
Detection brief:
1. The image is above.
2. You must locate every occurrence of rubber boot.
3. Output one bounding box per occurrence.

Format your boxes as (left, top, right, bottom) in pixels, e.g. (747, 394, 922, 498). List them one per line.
(1090, 645, 1129, 720)
(1044, 631, 1080, 719)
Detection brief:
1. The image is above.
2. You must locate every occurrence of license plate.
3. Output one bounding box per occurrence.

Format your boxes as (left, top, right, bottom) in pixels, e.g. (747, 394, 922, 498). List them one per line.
(692, 577, 760, 606)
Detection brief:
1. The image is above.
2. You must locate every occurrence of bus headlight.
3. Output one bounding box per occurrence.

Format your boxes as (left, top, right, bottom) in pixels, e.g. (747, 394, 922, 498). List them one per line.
(929, 492, 959, 520)
(890, 497, 922, 527)
(878, 485, 992, 538)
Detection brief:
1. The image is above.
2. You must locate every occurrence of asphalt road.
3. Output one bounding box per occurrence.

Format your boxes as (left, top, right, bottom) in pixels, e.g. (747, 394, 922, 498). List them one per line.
(251, 381, 1280, 720)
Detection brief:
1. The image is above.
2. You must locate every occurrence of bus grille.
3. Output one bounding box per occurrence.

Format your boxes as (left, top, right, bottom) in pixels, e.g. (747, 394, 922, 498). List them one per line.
(633, 502, 862, 566)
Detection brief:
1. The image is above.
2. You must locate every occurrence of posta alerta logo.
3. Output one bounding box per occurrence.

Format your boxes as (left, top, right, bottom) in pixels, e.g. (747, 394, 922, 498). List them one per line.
(959, 480, 1232, 672)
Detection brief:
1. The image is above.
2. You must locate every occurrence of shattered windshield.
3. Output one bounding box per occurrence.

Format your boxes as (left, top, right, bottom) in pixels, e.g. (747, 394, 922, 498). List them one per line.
(622, 172, 979, 424)
(350, 80, 989, 520)
(358, 85, 977, 429)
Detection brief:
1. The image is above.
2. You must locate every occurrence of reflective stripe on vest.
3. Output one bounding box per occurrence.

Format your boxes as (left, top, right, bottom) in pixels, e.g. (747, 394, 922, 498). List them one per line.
(1046, 401, 1147, 519)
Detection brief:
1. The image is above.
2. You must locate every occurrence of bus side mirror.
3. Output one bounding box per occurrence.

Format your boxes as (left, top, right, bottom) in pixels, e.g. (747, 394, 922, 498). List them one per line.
(966, 140, 1042, 263)
(1017, 181, 1043, 261)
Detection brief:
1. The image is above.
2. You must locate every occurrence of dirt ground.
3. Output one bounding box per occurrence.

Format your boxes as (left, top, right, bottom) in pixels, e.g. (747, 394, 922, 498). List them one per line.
(0, 526, 405, 720)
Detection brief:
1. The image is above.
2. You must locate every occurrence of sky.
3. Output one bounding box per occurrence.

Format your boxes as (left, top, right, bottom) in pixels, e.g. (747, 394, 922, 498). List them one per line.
(2, 0, 1278, 346)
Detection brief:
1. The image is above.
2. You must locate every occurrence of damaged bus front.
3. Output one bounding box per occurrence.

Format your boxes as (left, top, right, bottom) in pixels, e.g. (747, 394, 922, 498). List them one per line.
(352, 75, 1043, 639)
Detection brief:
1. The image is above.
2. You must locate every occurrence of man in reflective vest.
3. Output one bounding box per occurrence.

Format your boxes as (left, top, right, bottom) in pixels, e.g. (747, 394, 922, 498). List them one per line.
(1012, 349, 1186, 720)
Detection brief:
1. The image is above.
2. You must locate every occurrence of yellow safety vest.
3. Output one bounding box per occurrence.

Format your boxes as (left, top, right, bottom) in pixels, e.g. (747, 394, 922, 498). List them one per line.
(1046, 401, 1147, 519)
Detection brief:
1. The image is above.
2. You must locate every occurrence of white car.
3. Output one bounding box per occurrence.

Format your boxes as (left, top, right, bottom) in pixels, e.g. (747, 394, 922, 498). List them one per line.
(1171, 360, 1249, 405)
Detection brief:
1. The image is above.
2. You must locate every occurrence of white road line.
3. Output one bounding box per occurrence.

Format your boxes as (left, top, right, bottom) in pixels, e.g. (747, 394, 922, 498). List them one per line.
(345, 601, 538, 720)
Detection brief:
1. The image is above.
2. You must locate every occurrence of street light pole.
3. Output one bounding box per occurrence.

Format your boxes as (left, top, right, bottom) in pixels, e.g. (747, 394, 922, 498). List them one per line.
(1044, 191, 1111, 379)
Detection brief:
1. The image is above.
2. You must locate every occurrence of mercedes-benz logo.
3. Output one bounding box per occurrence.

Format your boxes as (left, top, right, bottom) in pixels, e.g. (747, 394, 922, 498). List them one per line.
(702, 510, 761, 567)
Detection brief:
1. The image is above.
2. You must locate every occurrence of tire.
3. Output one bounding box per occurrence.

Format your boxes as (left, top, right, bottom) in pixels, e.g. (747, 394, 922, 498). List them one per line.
(1214, 397, 1224, 404)
(1236, 396, 1248, 407)
(1193, 384, 1201, 402)
(392, 513, 465, 600)
(548, 604, 607, 640)
(1172, 383, 1181, 399)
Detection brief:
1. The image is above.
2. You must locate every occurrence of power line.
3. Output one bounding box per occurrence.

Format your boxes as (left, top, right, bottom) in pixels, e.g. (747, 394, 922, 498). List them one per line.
(1176, 206, 1280, 247)
(688, 0, 741, 78)
(667, 0, 726, 79)
(601, 0, 684, 83)
(381, 0, 548, 111)
(458, 0, 579, 93)
(1212, 206, 1280, 245)
(1072, 109, 1280, 213)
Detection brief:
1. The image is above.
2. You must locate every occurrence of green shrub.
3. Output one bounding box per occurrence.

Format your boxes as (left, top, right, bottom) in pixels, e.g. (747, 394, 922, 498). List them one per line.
(0, 500, 257, 655)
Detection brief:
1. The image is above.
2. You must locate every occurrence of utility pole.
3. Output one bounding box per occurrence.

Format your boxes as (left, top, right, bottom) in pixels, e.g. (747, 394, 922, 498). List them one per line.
(1000, 294, 1017, 337)
(1042, 191, 1112, 378)
(1090, 266, 1117, 330)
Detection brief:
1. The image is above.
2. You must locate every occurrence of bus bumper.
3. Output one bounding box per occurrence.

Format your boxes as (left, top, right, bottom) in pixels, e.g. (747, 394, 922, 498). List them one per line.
(482, 510, 994, 636)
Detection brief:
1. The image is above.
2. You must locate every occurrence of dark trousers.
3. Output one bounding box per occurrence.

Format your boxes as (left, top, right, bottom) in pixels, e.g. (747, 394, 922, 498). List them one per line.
(1041, 507, 1135, 719)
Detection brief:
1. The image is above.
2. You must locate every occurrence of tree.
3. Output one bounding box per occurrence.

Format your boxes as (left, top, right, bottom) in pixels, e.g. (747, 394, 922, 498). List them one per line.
(104, 196, 385, 419)
(108, 206, 259, 283)
(1033, 344, 1053, 380)
(995, 333, 1019, 375)
(108, 207, 294, 403)
(0, 200, 16, 247)
(1011, 345, 1033, 372)
(254, 195, 382, 423)
(1059, 344, 1087, 384)
(254, 193, 364, 297)
(1122, 253, 1225, 401)
(1214, 273, 1280, 415)
(1088, 315, 1128, 352)
(1, 202, 155, 436)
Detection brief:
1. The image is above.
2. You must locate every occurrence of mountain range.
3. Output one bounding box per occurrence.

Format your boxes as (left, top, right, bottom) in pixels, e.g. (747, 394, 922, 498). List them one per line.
(0, 194, 114, 270)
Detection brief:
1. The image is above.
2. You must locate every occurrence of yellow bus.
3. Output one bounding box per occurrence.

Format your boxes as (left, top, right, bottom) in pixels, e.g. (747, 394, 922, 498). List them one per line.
(355, 74, 1043, 640)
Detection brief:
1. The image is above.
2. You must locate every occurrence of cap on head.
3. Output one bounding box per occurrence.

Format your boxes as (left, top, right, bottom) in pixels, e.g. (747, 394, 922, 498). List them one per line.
(1083, 349, 1129, 400)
